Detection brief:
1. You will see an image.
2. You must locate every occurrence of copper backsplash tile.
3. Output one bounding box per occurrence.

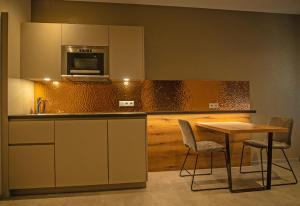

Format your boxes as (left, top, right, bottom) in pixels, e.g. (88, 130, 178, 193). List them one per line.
(34, 80, 250, 113)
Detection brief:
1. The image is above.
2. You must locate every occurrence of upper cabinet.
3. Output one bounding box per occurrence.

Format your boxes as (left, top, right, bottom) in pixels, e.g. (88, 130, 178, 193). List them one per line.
(20, 23, 145, 81)
(62, 24, 109, 46)
(109, 26, 145, 81)
(21, 23, 62, 81)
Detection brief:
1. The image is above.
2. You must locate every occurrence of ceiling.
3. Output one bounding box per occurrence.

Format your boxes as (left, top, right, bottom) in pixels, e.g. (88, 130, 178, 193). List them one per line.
(67, 0, 300, 14)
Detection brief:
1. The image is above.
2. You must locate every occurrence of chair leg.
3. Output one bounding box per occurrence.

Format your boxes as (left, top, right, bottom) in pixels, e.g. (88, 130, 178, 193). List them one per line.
(240, 147, 298, 187)
(240, 146, 267, 174)
(223, 150, 231, 189)
(180, 148, 215, 177)
(240, 146, 265, 186)
(239, 144, 245, 173)
(179, 148, 191, 177)
(190, 151, 228, 191)
(191, 154, 199, 191)
(264, 149, 297, 186)
(210, 152, 213, 175)
(280, 149, 298, 185)
(260, 148, 265, 186)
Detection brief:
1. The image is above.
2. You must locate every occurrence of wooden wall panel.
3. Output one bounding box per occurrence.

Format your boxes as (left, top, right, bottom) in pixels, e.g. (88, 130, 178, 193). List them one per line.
(147, 113, 251, 171)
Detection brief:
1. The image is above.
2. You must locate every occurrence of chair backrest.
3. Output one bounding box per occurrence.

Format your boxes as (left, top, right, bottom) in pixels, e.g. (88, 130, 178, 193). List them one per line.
(178, 119, 197, 152)
(269, 117, 293, 146)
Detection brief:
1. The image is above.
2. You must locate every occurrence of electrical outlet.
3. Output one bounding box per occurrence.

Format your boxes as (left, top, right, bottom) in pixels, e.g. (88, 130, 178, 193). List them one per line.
(209, 103, 219, 109)
(119, 101, 135, 107)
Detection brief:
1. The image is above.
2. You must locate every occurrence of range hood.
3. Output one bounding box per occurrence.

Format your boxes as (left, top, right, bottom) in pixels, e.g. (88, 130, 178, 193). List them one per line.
(61, 74, 111, 82)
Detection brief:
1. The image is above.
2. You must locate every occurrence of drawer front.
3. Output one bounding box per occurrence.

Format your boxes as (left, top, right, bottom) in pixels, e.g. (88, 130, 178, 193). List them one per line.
(9, 120, 54, 144)
(9, 145, 55, 189)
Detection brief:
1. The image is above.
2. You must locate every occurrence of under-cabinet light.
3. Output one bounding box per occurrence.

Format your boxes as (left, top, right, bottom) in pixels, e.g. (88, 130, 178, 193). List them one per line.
(44, 77, 51, 81)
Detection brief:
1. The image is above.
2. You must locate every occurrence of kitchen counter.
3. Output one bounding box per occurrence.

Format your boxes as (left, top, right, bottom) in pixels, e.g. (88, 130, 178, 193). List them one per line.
(8, 110, 255, 120)
(8, 112, 147, 120)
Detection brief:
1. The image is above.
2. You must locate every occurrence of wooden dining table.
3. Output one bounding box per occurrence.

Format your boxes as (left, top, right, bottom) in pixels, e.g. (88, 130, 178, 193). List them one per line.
(195, 122, 288, 193)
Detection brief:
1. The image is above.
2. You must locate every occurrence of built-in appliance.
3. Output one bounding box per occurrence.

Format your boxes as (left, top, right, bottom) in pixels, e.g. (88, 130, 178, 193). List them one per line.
(61, 46, 109, 81)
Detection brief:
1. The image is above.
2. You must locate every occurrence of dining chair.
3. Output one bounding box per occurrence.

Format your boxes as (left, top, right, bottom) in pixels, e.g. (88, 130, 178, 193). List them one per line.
(240, 117, 297, 186)
(178, 119, 229, 191)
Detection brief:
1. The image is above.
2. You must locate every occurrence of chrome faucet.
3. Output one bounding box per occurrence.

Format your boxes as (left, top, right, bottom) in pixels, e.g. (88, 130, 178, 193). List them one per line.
(36, 97, 46, 114)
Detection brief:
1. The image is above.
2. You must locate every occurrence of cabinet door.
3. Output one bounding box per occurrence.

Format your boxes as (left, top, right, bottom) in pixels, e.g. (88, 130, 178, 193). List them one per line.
(62, 24, 109, 46)
(21, 23, 61, 80)
(9, 145, 55, 189)
(108, 119, 146, 184)
(55, 120, 108, 187)
(109, 26, 144, 80)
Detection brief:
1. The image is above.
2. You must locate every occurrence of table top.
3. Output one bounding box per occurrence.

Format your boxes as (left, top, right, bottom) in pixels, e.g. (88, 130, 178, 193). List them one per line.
(195, 122, 288, 134)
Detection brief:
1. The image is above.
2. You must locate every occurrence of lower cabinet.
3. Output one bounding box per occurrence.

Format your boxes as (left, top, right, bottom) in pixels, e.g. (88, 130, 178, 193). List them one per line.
(8, 117, 147, 191)
(108, 119, 146, 184)
(55, 120, 108, 187)
(9, 145, 55, 189)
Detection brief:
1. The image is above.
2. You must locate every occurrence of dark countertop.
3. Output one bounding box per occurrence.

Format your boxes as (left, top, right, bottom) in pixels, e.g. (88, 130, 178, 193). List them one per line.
(8, 112, 147, 120)
(8, 110, 255, 120)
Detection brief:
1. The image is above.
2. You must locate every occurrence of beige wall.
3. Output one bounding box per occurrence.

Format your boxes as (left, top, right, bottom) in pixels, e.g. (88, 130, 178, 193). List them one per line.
(32, 1, 299, 158)
(296, 16, 300, 160)
(0, 0, 34, 115)
(8, 78, 33, 114)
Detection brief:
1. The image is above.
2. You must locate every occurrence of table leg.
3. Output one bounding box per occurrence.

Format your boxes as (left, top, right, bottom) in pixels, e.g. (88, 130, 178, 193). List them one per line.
(266, 132, 273, 190)
(225, 133, 233, 192)
(226, 133, 266, 193)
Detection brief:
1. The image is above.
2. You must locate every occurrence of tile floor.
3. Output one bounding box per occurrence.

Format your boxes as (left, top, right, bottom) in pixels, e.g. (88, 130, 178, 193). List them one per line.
(1, 161, 299, 206)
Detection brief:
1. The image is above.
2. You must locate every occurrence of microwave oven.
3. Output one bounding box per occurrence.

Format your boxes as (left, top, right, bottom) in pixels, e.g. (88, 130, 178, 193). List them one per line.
(61, 46, 109, 81)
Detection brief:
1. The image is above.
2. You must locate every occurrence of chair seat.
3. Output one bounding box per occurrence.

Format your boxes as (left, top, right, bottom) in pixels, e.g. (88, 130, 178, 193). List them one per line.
(243, 139, 290, 149)
(196, 141, 225, 152)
